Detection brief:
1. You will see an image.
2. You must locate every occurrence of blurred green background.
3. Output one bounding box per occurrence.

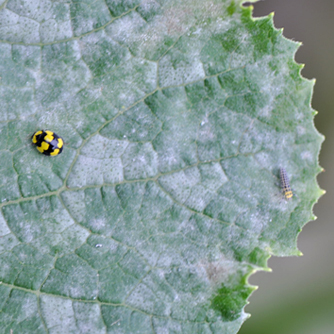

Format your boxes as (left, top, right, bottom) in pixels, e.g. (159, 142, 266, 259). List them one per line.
(239, 1, 334, 333)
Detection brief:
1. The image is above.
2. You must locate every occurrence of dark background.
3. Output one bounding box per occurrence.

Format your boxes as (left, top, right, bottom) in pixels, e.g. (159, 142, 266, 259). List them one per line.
(239, 1, 334, 333)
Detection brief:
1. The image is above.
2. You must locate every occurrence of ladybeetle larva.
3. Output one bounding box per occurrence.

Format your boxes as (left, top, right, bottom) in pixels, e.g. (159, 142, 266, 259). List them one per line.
(280, 167, 293, 200)
(31, 130, 64, 156)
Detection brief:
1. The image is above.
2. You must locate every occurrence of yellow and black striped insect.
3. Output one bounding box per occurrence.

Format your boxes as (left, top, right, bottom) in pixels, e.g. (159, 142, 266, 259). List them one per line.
(280, 167, 293, 200)
(31, 130, 64, 156)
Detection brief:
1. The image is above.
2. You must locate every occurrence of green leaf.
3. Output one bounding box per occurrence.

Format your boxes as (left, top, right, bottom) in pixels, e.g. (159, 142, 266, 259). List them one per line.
(0, 0, 323, 333)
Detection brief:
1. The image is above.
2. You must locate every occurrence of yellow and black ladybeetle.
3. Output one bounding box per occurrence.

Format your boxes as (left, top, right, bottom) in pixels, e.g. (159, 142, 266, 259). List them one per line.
(31, 130, 64, 156)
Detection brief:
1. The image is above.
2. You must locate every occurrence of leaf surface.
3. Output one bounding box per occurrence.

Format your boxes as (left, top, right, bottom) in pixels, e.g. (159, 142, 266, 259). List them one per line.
(0, 0, 323, 333)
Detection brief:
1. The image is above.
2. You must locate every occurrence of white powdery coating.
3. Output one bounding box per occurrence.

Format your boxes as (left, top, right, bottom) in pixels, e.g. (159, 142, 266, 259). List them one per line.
(68, 155, 124, 187)
(79, 30, 132, 72)
(107, 11, 147, 45)
(64, 59, 92, 86)
(41, 204, 74, 231)
(36, 41, 91, 110)
(73, 302, 106, 334)
(247, 57, 286, 119)
(7, 0, 53, 21)
(0, 87, 37, 121)
(124, 265, 217, 320)
(297, 125, 306, 136)
(209, 15, 233, 35)
(13, 293, 38, 322)
(39, 17, 72, 43)
(60, 191, 86, 223)
(0, 2, 311, 331)
(276, 132, 295, 149)
(159, 163, 227, 212)
(0, 212, 11, 236)
(81, 134, 129, 159)
(68, 135, 129, 187)
(32, 223, 89, 256)
(13, 43, 41, 64)
(2, 0, 84, 42)
(229, 33, 255, 68)
(125, 281, 172, 317)
(40, 295, 79, 334)
(100, 58, 157, 109)
(159, 53, 205, 88)
(122, 142, 159, 180)
(71, 0, 112, 36)
(33, 233, 63, 254)
(122, 0, 227, 55)
(15, 150, 57, 176)
(34, 108, 65, 129)
(197, 255, 240, 286)
(30, 68, 43, 88)
(300, 150, 313, 162)
(67, 135, 130, 187)
(65, 88, 102, 112)
(0, 233, 20, 253)
(254, 151, 274, 170)
(242, 211, 268, 234)
(0, 9, 40, 43)
(0, 43, 11, 59)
